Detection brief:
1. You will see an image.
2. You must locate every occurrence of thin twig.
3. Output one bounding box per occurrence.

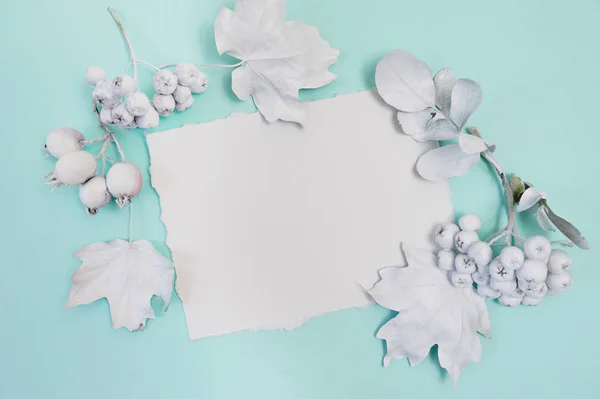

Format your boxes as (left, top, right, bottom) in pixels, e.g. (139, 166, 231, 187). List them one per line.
(108, 7, 138, 81)
(92, 100, 126, 162)
(83, 135, 109, 146)
(159, 60, 245, 69)
(552, 240, 575, 248)
(136, 59, 160, 71)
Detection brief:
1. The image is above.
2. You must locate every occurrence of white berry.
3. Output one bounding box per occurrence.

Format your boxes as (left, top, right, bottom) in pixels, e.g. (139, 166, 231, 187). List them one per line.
(173, 85, 192, 104)
(547, 249, 572, 274)
(111, 103, 136, 130)
(175, 96, 194, 112)
(517, 279, 543, 294)
(516, 259, 548, 285)
(437, 249, 455, 271)
(175, 62, 200, 86)
(477, 284, 501, 299)
(106, 162, 142, 207)
(499, 246, 525, 270)
(489, 258, 516, 282)
(100, 106, 115, 125)
(111, 75, 136, 98)
(498, 294, 522, 307)
(546, 270, 573, 292)
(153, 70, 178, 95)
(47, 151, 97, 187)
(522, 296, 542, 306)
(524, 235, 552, 262)
(526, 283, 548, 299)
(126, 92, 150, 116)
(458, 214, 481, 231)
(468, 241, 492, 267)
(85, 66, 106, 85)
(45, 127, 84, 158)
(454, 230, 478, 253)
(472, 269, 490, 286)
(136, 106, 159, 129)
(434, 223, 460, 249)
(490, 278, 517, 295)
(79, 176, 110, 215)
(189, 72, 209, 93)
(455, 254, 477, 274)
(153, 94, 176, 116)
(450, 271, 473, 288)
(93, 80, 119, 108)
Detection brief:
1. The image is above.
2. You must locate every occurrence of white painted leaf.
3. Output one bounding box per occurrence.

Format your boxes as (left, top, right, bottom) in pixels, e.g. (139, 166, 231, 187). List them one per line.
(516, 187, 547, 212)
(544, 205, 590, 249)
(396, 108, 439, 135)
(214, 0, 339, 125)
(434, 68, 457, 115)
(375, 49, 435, 112)
(67, 239, 175, 331)
(416, 144, 480, 181)
(449, 79, 482, 129)
(368, 244, 490, 385)
(536, 205, 556, 232)
(458, 133, 487, 155)
(411, 117, 459, 142)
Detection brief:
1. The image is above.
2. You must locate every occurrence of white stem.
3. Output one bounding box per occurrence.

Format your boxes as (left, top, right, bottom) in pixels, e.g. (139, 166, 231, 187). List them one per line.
(129, 200, 134, 243)
(110, 132, 126, 162)
(108, 7, 138, 81)
(552, 240, 575, 248)
(158, 60, 245, 69)
(83, 135, 108, 146)
(136, 59, 160, 71)
(93, 100, 126, 162)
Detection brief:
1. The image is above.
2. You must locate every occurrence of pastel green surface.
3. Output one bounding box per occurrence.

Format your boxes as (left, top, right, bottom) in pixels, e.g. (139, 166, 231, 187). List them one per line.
(1, 0, 599, 397)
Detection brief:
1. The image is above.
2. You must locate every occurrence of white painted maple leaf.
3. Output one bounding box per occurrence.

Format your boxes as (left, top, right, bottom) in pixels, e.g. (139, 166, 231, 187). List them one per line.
(67, 239, 175, 331)
(214, 0, 339, 125)
(368, 244, 491, 385)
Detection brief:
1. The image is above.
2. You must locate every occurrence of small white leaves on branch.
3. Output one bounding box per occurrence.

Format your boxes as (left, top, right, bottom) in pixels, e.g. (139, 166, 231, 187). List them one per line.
(458, 133, 487, 155)
(67, 239, 175, 331)
(214, 0, 339, 125)
(516, 187, 546, 212)
(416, 144, 480, 181)
(368, 244, 491, 386)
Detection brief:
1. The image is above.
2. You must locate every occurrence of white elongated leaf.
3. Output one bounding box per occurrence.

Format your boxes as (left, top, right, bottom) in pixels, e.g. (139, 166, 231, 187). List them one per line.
(411, 118, 459, 142)
(434, 68, 457, 115)
(67, 239, 175, 331)
(396, 108, 439, 135)
(536, 205, 556, 232)
(449, 79, 482, 129)
(516, 187, 547, 212)
(214, 0, 339, 125)
(545, 205, 590, 249)
(458, 133, 487, 155)
(375, 49, 436, 112)
(368, 244, 490, 385)
(416, 144, 480, 181)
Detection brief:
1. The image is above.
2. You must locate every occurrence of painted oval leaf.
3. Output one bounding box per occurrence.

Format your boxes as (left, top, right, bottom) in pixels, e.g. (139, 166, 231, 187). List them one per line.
(416, 144, 480, 181)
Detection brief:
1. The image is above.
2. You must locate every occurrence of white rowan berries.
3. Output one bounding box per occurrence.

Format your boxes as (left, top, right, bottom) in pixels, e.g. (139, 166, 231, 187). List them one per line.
(173, 85, 192, 104)
(93, 80, 119, 107)
(86, 66, 106, 85)
(175, 62, 200, 86)
(46, 150, 97, 188)
(126, 92, 151, 116)
(434, 223, 460, 249)
(153, 70, 178, 95)
(189, 72, 209, 93)
(454, 230, 478, 253)
(458, 214, 481, 231)
(45, 127, 84, 158)
(152, 94, 176, 117)
(111, 75, 136, 97)
(450, 271, 473, 288)
(111, 103, 136, 130)
(455, 253, 477, 274)
(106, 162, 142, 207)
(499, 246, 525, 270)
(175, 96, 194, 112)
(136, 106, 159, 129)
(546, 271, 573, 292)
(468, 241, 492, 267)
(79, 176, 111, 215)
(523, 236, 552, 262)
(437, 249, 455, 271)
(547, 250, 572, 274)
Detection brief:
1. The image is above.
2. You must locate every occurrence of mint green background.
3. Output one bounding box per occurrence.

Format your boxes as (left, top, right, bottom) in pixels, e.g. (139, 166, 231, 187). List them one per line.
(1, 0, 599, 397)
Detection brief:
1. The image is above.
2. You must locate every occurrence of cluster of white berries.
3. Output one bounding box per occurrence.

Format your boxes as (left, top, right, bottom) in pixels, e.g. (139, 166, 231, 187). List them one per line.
(435, 214, 573, 307)
(43, 127, 142, 214)
(86, 63, 208, 130)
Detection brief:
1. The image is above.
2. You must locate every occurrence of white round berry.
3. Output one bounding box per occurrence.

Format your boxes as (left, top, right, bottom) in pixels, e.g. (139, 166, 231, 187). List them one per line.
(477, 284, 501, 299)
(111, 103, 136, 130)
(434, 223, 460, 249)
(522, 296, 542, 306)
(454, 230, 478, 253)
(152, 94, 176, 117)
(173, 85, 192, 104)
(437, 249, 455, 271)
(126, 92, 150, 116)
(517, 279, 543, 294)
(524, 235, 552, 262)
(55, 151, 97, 186)
(525, 283, 548, 299)
(45, 127, 84, 158)
(455, 253, 477, 274)
(472, 270, 490, 285)
(175, 62, 200, 86)
(547, 249, 572, 274)
(136, 106, 159, 129)
(499, 246, 525, 270)
(498, 294, 522, 307)
(468, 241, 492, 267)
(106, 162, 142, 208)
(546, 270, 573, 292)
(86, 66, 106, 85)
(189, 72, 209, 93)
(79, 176, 110, 215)
(489, 278, 517, 295)
(153, 70, 178, 95)
(489, 258, 516, 282)
(93, 80, 119, 108)
(100, 106, 115, 125)
(516, 259, 548, 285)
(175, 96, 194, 112)
(450, 270, 473, 289)
(111, 75, 136, 98)
(458, 214, 481, 231)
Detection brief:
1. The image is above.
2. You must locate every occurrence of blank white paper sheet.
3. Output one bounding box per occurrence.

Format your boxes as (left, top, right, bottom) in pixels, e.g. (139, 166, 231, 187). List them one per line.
(147, 90, 453, 340)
